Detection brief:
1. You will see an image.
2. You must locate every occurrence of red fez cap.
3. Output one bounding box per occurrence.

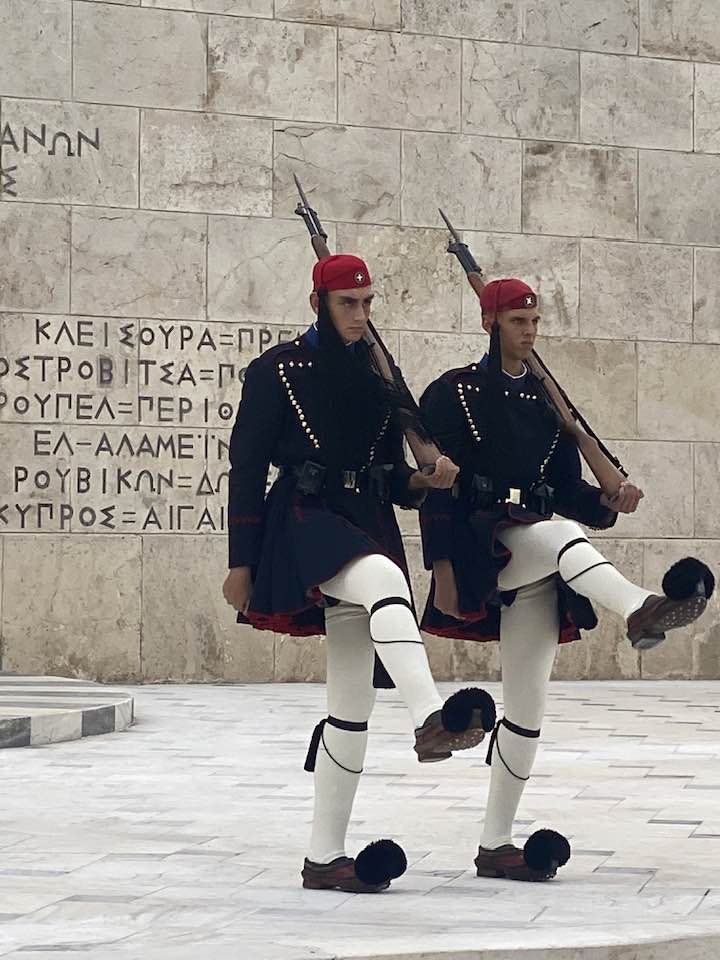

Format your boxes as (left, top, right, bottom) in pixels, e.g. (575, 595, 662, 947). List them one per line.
(480, 278, 537, 315)
(312, 254, 372, 293)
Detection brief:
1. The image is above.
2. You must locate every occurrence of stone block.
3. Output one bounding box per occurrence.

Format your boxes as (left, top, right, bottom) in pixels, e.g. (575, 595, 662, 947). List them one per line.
(695, 64, 720, 154)
(1, 536, 141, 682)
(640, 539, 720, 680)
(0, 203, 70, 313)
(402, 132, 521, 230)
(460, 233, 579, 339)
(552, 538, 642, 680)
(398, 332, 480, 399)
(422, 634, 454, 680)
(599, 440, 694, 539)
(533, 337, 637, 440)
(638, 341, 720, 441)
(0, 421, 219, 535)
(403, 0, 520, 41)
(71, 207, 206, 320)
(208, 16, 336, 123)
(141, 535, 274, 681)
(73, 3, 206, 110)
(338, 29, 460, 132)
(276, 0, 400, 28)
(640, 150, 720, 246)
(581, 53, 692, 150)
(275, 636, 326, 682)
(396, 508, 421, 541)
(694, 444, 720, 539)
(335, 224, 461, 333)
(0, 314, 138, 428)
(208, 216, 335, 327)
(146, 0, 272, 15)
(579, 240, 693, 342)
(688, 540, 720, 680)
(0, 424, 71, 533)
(140, 111, 272, 216)
(1, 100, 138, 207)
(450, 638, 501, 683)
(640, 0, 720, 61)
(523, 142, 637, 240)
(463, 41, 578, 141)
(524, 0, 638, 54)
(0, 0, 71, 99)
(136, 322, 305, 430)
(274, 123, 401, 225)
(0, 536, 3, 665)
(694, 248, 720, 344)
(404, 536, 431, 619)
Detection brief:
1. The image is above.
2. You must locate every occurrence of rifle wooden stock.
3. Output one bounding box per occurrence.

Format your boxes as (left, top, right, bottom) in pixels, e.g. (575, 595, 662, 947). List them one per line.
(311, 235, 331, 260)
(464, 270, 625, 498)
(364, 322, 442, 470)
(525, 354, 625, 496)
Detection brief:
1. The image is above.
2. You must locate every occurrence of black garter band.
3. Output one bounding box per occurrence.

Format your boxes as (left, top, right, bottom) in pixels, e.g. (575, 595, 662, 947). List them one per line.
(369, 596, 422, 645)
(486, 717, 541, 781)
(304, 715, 368, 773)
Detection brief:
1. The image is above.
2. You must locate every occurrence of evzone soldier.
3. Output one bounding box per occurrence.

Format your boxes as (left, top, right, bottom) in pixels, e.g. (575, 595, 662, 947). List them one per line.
(419, 276, 715, 882)
(223, 254, 496, 894)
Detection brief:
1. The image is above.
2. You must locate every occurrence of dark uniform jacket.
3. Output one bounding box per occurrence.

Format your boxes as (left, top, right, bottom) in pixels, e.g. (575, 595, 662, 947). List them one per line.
(228, 330, 422, 644)
(419, 358, 617, 643)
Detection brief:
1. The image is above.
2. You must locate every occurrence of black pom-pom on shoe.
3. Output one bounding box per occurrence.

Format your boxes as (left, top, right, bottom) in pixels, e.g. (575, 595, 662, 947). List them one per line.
(523, 829, 571, 875)
(441, 687, 497, 733)
(354, 839, 407, 886)
(662, 558, 715, 602)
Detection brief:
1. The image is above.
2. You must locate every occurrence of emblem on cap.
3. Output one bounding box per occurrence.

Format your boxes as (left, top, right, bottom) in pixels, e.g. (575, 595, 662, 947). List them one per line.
(525, 294, 535, 306)
(354, 271, 365, 284)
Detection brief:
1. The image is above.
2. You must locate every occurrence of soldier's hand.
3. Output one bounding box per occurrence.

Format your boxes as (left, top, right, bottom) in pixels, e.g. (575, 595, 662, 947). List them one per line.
(433, 560, 464, 619)
(223, 566, 253, 613)
(601, 480, 644, 514)
(417, 455, 459, 490)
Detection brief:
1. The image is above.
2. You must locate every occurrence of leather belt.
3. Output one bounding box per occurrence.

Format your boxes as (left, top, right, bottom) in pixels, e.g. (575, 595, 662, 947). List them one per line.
(468, 475, 554, 517)
(278, 461, 393, 501)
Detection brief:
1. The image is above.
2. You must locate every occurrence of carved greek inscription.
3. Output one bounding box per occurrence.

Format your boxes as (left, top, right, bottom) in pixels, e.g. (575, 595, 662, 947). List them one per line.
(0, 318, 301, 534)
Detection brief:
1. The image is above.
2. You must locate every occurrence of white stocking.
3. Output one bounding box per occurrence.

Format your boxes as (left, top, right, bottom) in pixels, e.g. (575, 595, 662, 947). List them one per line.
(308, 602, 376, 864)
(320, 554, 443, 728)
(480, 576, 559, 850)
(499, 519, 652, 619)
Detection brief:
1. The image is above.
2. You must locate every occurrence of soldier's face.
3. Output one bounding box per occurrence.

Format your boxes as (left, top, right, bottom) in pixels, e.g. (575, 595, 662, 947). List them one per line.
(324, 286, 375, 344)
(483, 307, 539, 361)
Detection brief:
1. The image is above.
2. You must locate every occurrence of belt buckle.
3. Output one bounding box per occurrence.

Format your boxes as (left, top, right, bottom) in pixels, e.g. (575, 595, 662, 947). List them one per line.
(342, 469, 357, 490)
(508, 487, 522, 505)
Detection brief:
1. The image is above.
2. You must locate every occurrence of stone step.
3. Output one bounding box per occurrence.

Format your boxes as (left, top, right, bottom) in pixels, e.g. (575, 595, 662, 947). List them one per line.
(0, 675, 134, 748)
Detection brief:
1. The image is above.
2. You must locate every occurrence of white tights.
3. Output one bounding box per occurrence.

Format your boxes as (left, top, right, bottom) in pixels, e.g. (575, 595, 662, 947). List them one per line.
(480, 519, 652, 849)
(308, 554, 444, 863)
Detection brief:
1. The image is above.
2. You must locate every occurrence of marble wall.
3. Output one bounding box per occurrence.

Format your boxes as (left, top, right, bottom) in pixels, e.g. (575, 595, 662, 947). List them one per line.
(1, 0, 719, 683)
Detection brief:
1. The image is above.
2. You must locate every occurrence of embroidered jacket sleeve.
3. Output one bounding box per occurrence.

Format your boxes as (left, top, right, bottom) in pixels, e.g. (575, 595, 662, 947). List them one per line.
(548, 432, 617, 531)
(418, 377, 465, 568)
(228, 357, 287, 568)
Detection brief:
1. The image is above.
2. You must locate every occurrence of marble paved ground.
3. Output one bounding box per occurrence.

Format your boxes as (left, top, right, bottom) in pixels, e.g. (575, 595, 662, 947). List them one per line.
(3, 681, 720, 959)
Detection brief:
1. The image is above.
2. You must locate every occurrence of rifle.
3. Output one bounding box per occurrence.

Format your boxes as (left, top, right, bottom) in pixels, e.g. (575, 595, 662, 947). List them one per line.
(438, 209, 628, 497)
(294, 175, 442, 471)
